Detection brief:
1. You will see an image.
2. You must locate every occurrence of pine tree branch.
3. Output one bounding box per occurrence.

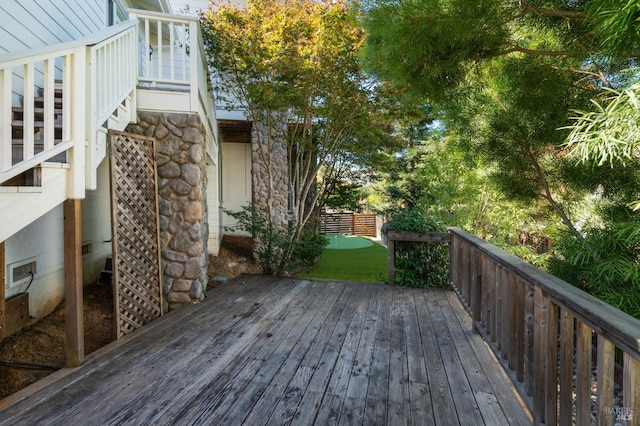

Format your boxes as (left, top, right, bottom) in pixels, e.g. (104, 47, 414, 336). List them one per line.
(520, 3, 587, 20)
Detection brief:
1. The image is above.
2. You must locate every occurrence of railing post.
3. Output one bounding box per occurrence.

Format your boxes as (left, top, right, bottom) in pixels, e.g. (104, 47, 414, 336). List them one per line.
(0, 69, 11, 172)
(387, 234, 395, 285)
(68, 46, 87, 199)
(23, 63, 35, 161)
(597, 335, 615, 426)
(43, 58, 55, 151)
(533, 286, 546, 424)
(558, 310, 574, 425)
(623, 354, 640, 425)
(189, 20, 199, 110)
(575, 321, 592, 425)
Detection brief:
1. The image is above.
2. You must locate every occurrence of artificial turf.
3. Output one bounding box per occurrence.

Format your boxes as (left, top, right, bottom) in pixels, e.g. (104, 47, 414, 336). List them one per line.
(296, 236, 388, 283)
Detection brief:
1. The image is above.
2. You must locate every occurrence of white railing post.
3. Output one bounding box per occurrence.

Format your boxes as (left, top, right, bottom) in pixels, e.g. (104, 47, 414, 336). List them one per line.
(189, 20, 199, 111)
(157, 20, 163, 80)
(86, 43, 98, 190)
(23, 63, 35, 161)
(43, 58, 55, 151)
(68, 46, 87, 199)
(0, 69, 11, 172)
(145, 18, 150, 80)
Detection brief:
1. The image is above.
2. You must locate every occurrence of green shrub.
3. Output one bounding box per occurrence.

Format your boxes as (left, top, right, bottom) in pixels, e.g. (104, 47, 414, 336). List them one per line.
(224, 205, 326, 275)
(549, 223, 640, 319)
(385, 208, 449, 288)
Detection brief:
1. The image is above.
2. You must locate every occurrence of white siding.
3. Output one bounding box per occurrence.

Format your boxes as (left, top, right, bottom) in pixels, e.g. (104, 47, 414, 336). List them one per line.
(206, 163, 221, 255)
(81, 157, 113, 284)
(221, 142, 251, 235)
(5, 205, 66, 319)
(0, 0, 105, 54)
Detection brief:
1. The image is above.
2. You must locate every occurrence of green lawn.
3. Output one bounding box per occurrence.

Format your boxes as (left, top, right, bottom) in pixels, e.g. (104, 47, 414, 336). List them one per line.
(297, 235, 388, 283)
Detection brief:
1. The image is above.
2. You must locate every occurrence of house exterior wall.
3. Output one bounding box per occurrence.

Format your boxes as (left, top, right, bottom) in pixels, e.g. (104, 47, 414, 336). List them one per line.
(81, 158, 113, 284)
(4, 207, 66, 319)
(206, 163, 222, 255)
(0, 0, 105, 55)
(128, 111, 209, 310)
(221, 142, 252, 234)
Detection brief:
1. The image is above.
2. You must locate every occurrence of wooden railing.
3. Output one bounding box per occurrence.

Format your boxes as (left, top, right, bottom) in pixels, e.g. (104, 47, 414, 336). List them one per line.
(386, 230, 450, 285)
(447, 227, 640, 425)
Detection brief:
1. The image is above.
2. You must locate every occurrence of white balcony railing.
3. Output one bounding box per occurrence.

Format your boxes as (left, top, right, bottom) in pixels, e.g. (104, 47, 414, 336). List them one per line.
(0, 12, 217, 193)
(129, 9, 217, 162)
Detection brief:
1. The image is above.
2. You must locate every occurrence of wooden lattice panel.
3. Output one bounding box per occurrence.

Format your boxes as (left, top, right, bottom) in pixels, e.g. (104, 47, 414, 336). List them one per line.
(109, 130, 163, 338)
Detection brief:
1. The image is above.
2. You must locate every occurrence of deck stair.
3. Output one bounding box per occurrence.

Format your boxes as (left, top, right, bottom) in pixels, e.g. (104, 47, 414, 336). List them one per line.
(1, 13, 216, 244)
(9, 82, 65, 170)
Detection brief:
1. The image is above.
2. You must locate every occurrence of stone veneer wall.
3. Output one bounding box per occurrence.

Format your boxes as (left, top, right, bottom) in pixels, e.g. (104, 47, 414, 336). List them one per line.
(127, 111, 208, 311)
(251, 120, 289, 229)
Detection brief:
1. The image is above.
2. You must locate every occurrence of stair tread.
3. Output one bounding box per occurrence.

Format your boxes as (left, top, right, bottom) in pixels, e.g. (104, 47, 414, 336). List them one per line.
(11, 120, 63, 128)
(12, 107, 63, 113)
(12, 139, 64, 145)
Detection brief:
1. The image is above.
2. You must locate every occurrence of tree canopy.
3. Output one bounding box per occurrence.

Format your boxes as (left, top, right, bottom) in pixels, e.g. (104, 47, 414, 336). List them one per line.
(361, 0, 640, 317)
(201, 0, 402, 272)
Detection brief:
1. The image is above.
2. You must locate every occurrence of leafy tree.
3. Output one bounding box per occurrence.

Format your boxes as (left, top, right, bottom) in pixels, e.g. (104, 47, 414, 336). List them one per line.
(362, 0, 635, 101)
(361, 0, 640, 316)
(201, 0, 399, 271)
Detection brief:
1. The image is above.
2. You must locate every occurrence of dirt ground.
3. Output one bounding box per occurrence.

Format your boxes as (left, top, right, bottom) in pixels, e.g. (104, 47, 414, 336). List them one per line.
(0, 235, 260, 400)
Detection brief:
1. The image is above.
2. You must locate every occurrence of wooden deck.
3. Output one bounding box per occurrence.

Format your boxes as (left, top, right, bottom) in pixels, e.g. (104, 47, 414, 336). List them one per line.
(0, 276, 531, 425)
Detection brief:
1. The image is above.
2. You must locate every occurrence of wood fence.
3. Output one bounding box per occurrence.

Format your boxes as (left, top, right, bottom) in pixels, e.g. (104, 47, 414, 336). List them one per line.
(387, 227, 640, 425)
(321, 212, 377, 237)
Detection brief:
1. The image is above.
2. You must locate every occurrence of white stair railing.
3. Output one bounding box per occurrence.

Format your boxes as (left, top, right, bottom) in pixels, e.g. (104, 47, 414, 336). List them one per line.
(0, 46, 78, 187)
(87, 22, 139, 190)
(0, 21, 140, 196)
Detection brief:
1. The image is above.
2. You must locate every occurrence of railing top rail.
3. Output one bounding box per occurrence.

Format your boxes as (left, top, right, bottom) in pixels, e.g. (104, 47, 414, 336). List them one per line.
(449, 226, 640, 360)
(128, 8, 201, 24)
(387, 230, 451, 243)
(0, 20, 138, 67)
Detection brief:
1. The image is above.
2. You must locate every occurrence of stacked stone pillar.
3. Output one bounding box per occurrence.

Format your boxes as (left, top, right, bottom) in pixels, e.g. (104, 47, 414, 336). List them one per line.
(128, 111, 209, 311)
(251, 118, 289, 230)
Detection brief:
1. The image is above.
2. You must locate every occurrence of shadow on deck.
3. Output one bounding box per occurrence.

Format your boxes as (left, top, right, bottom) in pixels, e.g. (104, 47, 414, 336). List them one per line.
(0, 275, 531, 425)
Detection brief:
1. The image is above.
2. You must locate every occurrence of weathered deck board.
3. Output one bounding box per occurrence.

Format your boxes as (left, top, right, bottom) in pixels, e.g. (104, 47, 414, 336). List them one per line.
(0, 276, 531, 425)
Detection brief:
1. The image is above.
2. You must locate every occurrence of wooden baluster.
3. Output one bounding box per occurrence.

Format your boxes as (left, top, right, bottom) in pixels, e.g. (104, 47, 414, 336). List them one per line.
(494, 265, 502, 350)
(524, 284, 534, 396)
(545, 300, 558, 425)
(558, 310, 574, 425)
(387, 235, 395, 285)
(501, 268, 510, 360)
(575, 321, 592, 425)
(472, 249, 481, 326)
(533, 287, 547, 424)
(623, 354, 640, 425)
(462, 242, 470, 304)
(513, 276, 525, 382)
(597, 335, 615, 426)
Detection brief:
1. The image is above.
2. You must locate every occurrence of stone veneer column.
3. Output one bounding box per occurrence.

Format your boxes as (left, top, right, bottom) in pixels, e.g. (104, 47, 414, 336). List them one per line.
(127, 112, 208, 311)
(251, 120, 289, 230)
